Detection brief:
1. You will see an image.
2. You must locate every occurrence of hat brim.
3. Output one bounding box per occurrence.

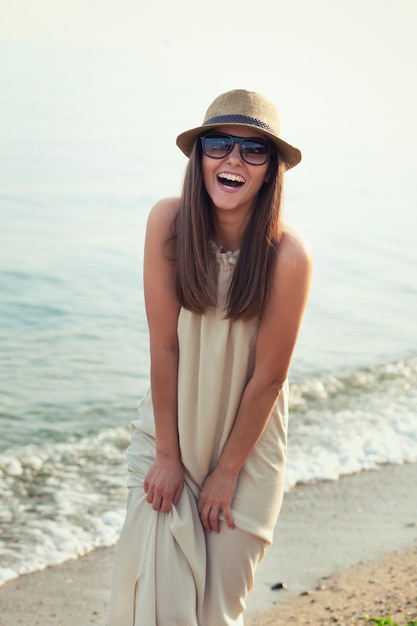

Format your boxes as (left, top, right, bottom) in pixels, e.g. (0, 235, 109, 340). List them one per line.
(176, 123, 302, 170)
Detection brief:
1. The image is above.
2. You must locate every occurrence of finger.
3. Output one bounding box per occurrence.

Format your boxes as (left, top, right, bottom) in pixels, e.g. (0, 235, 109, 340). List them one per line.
(160, 496, 173, 513)
(172, 482, 184, 506)
(209, 507, 221, 533)
(199, 504, 211, 532)
(197, 490, 210, 515)
(222, 505, 235, 530)
(151, 495, 162, 511)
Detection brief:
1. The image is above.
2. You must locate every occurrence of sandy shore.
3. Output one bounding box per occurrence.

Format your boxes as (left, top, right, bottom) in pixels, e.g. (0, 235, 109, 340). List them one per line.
(0, 463, 416, 626)
(249, 545, 417, 625)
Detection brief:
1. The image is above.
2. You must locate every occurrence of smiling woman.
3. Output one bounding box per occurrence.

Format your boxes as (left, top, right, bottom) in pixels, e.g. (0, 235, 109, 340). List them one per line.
(108, 89, 313, 626)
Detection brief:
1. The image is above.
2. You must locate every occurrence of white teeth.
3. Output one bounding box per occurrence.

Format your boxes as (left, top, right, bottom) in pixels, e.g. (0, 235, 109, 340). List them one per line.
(218, 172, 246, 183)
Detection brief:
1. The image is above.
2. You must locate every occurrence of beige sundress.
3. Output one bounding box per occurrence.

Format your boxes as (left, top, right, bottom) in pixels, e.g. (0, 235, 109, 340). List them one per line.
(108, 245, 288, 625)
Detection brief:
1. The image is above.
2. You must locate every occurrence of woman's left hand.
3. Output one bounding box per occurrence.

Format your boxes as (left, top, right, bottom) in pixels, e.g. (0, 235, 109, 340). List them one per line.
(197, 468, 237, 533)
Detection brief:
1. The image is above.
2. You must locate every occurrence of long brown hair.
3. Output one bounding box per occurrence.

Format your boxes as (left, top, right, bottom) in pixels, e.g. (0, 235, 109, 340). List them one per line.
(172, 138, 285, 320)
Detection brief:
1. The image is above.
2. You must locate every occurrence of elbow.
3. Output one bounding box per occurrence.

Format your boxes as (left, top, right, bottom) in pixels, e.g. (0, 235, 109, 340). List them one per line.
(150, 342, 179, 370)
(250, 374, 286, 403)
(266, 378, 286, 399)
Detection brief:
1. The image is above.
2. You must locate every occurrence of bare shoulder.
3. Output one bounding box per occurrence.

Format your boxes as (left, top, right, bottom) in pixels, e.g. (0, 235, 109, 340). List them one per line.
(262, 223, 313, 327)
(146, 196, 181, 238)
(276, 223, 314, 274)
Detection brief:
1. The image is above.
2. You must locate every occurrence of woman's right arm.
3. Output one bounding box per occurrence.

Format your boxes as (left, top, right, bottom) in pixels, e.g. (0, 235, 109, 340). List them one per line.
(142, 197, 183, 513)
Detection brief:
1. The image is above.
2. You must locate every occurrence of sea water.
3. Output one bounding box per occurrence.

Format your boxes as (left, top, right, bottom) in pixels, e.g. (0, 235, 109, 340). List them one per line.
(0, 43, 416, 585)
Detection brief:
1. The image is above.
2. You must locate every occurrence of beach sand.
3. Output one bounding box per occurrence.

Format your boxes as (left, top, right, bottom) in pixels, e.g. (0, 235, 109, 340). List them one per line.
(0, 463, 416, 626)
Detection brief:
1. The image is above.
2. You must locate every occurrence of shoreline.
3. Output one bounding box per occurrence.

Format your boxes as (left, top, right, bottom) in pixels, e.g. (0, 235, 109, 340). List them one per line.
(0, 463, 416, 625)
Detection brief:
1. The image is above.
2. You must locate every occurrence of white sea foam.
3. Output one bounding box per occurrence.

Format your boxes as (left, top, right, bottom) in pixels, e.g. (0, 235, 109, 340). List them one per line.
(0, 429, 129, 585)
(0, 509, 126, 585)
(285, 363, 417, 490)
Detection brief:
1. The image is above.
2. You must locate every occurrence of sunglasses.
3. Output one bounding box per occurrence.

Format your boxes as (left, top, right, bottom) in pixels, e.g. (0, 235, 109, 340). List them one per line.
(200, 132, 272, 166)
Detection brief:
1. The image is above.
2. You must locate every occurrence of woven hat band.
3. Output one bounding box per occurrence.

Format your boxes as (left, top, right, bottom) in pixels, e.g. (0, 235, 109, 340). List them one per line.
(203, 115, 277, 137)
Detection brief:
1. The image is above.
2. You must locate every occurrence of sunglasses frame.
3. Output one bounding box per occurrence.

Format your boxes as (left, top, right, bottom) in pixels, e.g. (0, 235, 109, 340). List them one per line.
(200, 132, 272, 166)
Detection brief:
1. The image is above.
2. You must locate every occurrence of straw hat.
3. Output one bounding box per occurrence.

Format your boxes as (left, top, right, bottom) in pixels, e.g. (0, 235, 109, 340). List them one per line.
(176, 89, 301, 170)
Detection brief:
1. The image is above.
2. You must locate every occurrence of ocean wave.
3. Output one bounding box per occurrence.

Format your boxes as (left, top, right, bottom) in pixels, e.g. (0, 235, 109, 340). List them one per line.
(0, 429, 129, 585)
(0, 357, 416, 586)
(286, 357, 417, 488)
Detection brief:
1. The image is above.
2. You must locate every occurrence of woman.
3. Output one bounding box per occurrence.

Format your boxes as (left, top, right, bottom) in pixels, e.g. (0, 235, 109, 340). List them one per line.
(109, 89, 313, 625)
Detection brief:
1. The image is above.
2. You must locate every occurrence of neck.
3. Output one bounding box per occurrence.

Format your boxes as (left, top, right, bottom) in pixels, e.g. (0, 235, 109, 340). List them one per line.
(212, 209, 251, 253)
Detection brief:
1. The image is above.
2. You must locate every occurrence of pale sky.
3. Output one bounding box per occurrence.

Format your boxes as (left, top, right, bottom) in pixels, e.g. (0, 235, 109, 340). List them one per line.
(2, 0, 416, 129)
(1, 0, 416, 181)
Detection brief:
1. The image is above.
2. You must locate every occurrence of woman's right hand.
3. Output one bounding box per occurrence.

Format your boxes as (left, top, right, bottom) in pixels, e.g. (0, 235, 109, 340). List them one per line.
(143, 455, 184, 513)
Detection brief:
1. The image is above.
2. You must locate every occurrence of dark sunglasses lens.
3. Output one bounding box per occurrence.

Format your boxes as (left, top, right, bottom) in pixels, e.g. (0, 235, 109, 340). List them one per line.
(202, 135, 233, 158)
(241, 140, 269, 165)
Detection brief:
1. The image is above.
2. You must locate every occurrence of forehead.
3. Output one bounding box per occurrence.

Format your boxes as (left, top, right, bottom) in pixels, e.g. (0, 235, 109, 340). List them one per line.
(212, 125, 267, 140)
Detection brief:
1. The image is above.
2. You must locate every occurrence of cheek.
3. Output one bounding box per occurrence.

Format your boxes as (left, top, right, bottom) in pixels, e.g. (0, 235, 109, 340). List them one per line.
(254, 169, 270, 192)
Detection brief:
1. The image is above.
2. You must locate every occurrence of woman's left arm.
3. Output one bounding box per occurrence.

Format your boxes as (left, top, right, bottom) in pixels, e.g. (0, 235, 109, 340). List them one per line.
(198, 228, 313, 532)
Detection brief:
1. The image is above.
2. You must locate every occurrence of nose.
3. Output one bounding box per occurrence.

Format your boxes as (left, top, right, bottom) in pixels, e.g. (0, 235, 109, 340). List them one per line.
(227, 141, 242, 163)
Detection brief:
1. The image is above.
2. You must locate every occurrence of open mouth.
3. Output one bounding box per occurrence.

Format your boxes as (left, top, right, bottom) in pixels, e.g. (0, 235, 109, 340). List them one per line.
(217, 172, 246, 188)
